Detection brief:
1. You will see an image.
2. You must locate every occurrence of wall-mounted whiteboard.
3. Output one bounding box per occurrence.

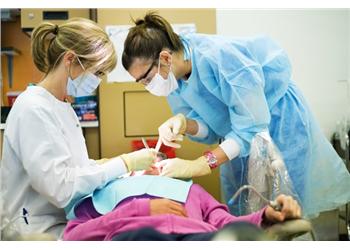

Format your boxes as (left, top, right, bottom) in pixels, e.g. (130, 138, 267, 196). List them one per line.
(105, 23, 196, 83)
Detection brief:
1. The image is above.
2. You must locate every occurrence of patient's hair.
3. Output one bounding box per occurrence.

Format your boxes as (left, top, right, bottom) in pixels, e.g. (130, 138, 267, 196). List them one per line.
(156, 152, 168, 161)
(31, 17, 116, 76)
(122, 11, 184, 71)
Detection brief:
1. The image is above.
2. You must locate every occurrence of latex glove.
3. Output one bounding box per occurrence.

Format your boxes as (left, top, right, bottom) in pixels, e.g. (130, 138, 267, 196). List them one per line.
(158, 156, 211, 178)
(158, 113, 187, 148)
(263, 194, 302, 224)
(120, 148, 157, 172)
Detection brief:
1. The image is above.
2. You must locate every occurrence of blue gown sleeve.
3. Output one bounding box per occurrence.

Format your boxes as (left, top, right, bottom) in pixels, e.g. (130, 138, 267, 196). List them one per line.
(167, 92, 220, 144)
(200, 44, 271, 157)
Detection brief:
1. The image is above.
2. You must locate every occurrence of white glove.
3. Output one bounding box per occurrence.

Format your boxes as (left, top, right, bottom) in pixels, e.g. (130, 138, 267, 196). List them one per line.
(120, 148, 157, 172)
(158, 113, 187, 148)
(158, 156, 211, 179)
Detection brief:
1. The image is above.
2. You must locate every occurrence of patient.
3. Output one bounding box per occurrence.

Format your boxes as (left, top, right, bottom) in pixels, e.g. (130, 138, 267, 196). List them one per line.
(63, 154, 301, 241)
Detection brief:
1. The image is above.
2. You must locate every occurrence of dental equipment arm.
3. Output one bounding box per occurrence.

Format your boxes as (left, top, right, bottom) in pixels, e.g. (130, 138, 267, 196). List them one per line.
(228, 185, 282, 212)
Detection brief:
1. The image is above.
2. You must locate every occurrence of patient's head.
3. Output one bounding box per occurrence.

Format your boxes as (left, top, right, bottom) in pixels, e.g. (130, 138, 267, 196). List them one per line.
(156, 152, 167, 162)
(131, 152, 168, 176)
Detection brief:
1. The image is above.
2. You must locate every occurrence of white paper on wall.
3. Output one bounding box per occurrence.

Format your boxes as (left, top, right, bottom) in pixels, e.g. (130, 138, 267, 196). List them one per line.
(105, 23, 196, 83)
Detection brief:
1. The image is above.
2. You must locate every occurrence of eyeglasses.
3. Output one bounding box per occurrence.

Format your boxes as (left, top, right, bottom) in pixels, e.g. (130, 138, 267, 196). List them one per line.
(94, 71, 104, 78)
(136, 61, 157, 84)
(76, 57, 104, 78)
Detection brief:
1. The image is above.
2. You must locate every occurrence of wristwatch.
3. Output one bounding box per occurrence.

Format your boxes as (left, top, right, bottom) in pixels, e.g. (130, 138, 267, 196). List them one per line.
(204, 151, 218, 169)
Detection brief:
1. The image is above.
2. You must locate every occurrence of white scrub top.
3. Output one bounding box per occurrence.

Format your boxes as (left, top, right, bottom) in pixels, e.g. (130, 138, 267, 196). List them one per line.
(0, 86, 126, 239)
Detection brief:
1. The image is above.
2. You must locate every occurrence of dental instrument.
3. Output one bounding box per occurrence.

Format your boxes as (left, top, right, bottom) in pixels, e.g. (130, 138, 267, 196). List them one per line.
(141, 137, 150, 149)
(155, 137, 162, 153)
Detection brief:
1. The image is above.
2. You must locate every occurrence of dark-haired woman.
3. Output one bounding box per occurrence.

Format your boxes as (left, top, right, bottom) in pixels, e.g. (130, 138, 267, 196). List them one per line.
(122, 12, 350, 217)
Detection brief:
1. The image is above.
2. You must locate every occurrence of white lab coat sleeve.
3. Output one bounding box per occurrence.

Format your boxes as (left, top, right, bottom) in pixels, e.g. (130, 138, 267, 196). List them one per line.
(98, 157, 127, 176)
(18, 106, 127, 208)
(219, 138, 241, 160)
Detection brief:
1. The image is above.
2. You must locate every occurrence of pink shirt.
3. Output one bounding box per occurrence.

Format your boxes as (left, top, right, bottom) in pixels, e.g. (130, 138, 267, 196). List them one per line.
(63, 184, 265, 240)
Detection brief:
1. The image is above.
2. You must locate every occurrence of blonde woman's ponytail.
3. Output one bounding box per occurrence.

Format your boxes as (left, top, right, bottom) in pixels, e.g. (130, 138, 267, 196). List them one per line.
(31, 22, 58, 73)
(31, 18, 116, 76)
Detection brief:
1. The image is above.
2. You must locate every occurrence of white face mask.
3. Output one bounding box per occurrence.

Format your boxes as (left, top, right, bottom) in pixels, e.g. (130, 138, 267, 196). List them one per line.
(145, 57, 178, 97)
(66, 57, 101, 97)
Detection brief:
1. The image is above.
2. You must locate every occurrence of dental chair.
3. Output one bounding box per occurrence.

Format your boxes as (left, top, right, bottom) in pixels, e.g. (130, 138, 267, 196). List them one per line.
(266, 218, 315, 240)
(2, 219, 315, 241)
(228, 184, 316, 241)
(1, 201, 315, 241)
(246, 170, 316, 241)
(238, 132, 317, 241)
(1, 178, 316, 241)
(212, 218, 315, 241)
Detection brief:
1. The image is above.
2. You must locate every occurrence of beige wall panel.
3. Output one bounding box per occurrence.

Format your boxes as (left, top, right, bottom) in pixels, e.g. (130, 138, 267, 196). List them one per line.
(97, 9, 216, 33)
(124, 91, 172, 136)
(83, 127, 100, 160)
(21, 9, 89, 29)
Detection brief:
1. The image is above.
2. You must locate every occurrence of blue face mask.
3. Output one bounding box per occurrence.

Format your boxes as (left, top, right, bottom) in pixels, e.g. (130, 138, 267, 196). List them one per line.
(66, 57, 101, 97)
(67, 72, 101, 97)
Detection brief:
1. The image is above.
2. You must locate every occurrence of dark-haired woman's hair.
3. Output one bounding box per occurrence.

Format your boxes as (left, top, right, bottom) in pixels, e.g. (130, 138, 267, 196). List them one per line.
(122, 11, 184, 70)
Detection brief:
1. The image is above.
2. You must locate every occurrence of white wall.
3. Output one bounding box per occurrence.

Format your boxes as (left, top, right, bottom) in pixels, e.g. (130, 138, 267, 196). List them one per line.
(216, 9, 349, 139)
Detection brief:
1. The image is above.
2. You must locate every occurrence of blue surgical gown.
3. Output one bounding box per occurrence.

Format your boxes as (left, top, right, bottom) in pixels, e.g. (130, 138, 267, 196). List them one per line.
(167, 33, 350, 217)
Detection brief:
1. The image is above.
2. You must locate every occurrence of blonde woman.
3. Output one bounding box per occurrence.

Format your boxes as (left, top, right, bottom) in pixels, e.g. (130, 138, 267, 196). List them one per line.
(0, 18, 160, 239)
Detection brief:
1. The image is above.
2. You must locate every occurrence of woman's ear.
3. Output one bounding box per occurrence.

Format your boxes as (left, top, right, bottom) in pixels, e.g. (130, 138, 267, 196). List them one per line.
(159, 50, 172, 66)
(63, 51, 75, 67)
